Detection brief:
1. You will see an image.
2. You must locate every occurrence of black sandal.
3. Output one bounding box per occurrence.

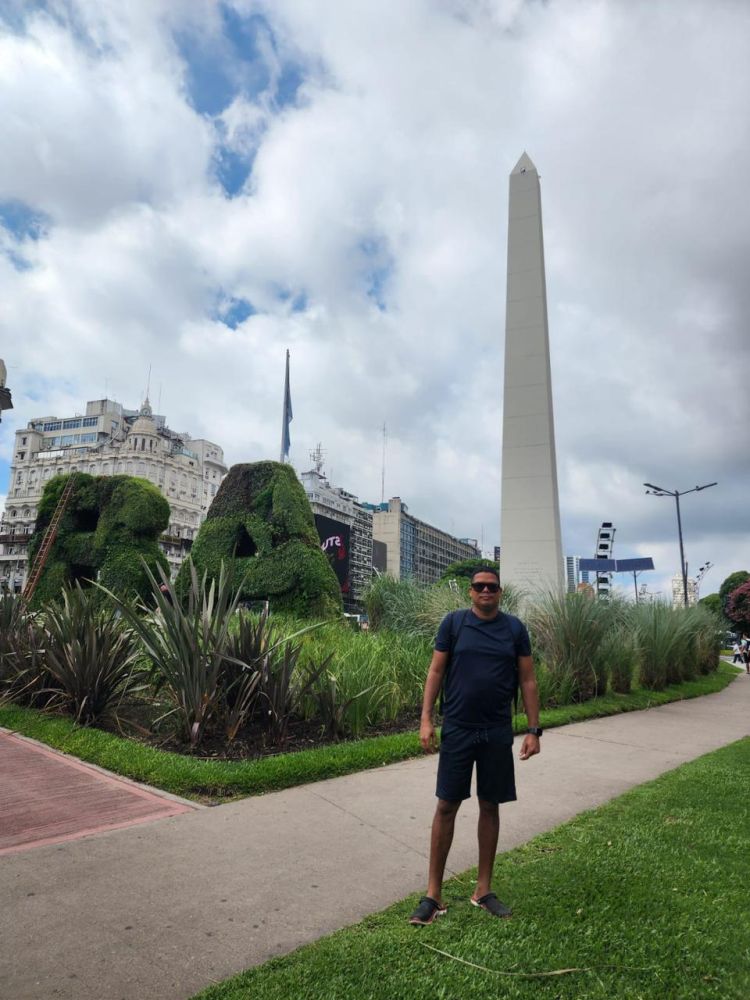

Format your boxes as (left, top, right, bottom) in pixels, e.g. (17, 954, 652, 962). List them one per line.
(471, 892, 512, 918)
(409, 896, 447, 925)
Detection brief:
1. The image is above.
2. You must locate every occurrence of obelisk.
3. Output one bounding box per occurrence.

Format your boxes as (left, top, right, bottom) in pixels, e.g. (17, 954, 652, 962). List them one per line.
(500, 153, 564, 594)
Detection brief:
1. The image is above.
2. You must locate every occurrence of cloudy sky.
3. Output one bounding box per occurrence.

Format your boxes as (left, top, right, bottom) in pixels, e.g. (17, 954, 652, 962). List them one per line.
(1, 0, 748, 600)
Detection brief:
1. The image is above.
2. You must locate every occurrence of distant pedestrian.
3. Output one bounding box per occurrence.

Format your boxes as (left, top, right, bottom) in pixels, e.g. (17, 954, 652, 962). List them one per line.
(159, 582, 174, 606)
(732, 642, 743, 664)
(742, 635, 750, 674)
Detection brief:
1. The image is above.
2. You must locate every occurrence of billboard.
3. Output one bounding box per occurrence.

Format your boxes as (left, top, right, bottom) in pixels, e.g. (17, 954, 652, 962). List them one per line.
(314, 514, 351, 596)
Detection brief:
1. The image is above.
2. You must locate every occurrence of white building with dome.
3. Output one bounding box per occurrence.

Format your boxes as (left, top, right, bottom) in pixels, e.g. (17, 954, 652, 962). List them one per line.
(0, 397, 227, 590)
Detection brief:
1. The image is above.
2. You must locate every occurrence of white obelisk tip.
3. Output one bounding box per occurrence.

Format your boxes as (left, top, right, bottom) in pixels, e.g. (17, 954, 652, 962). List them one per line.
(510, 151, 537, 175)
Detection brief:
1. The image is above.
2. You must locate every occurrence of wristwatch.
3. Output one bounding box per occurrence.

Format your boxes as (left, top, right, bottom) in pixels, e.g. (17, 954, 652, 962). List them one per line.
(526, 726, 543, 737)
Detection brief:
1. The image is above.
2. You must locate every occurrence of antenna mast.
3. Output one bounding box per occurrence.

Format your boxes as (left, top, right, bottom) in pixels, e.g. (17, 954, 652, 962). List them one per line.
(380, 422, 387, 503)
(310, 443, 326, 475)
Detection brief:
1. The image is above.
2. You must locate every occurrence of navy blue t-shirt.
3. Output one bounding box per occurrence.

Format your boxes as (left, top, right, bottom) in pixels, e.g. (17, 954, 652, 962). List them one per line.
(435, 609, 531, 731)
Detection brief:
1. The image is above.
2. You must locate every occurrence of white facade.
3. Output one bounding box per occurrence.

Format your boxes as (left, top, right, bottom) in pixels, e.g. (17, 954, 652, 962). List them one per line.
(500, 152, 565, 594)
(671, 574, 698, 608)
(0, 398, 227, 588)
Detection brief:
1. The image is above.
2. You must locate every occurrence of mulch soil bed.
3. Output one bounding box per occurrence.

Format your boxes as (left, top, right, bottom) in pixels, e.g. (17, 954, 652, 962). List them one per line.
(119, 709, 423, 762)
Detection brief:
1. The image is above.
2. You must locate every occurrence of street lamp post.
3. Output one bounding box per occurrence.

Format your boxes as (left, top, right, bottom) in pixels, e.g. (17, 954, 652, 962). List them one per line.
(644, 482, 718, 607)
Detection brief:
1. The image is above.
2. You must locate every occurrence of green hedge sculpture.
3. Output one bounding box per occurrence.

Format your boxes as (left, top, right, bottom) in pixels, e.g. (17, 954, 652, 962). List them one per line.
(181, 461, 342, 617)
(28, 473, 169, 607)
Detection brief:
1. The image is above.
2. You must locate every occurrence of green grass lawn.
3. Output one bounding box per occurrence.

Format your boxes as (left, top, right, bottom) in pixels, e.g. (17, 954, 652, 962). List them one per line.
(193, 738, 750, 1000)
(0, 664, 739, 801)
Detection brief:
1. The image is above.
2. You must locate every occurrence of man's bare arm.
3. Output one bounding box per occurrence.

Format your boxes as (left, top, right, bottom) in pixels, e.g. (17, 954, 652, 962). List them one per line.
(419, 650, 449, 753)
(518, 654, 541, 760)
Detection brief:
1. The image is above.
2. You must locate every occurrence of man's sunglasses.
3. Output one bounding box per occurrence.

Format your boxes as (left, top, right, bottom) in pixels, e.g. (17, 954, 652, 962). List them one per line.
(471, 582, 501, 593)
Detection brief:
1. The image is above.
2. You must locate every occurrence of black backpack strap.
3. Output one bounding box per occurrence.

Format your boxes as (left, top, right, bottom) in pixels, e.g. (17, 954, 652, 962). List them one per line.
(504, 613, 524, 715)
(438, 609, 468, 714)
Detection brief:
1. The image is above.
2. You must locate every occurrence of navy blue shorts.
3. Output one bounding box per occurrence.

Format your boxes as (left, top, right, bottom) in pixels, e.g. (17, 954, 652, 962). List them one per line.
(436, 721, 517, 805)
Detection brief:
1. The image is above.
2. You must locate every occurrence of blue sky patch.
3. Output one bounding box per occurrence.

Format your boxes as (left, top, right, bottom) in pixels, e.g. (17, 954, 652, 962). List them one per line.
(0, 200, 50, 241)
(216, 296, 257, 329)
(274, 286, 308, 313)
(215, 144, 255, 196)
(176, 6, 306, 117)
(358, 236, 394, 311)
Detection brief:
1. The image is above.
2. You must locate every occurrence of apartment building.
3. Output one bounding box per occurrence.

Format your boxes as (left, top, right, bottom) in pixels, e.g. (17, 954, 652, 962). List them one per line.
(0, 397, 227, 589)
(367, 497, 480, 585)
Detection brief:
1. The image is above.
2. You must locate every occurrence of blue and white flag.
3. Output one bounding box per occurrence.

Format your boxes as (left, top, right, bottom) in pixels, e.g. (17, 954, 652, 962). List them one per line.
(280, 349, 293, 462)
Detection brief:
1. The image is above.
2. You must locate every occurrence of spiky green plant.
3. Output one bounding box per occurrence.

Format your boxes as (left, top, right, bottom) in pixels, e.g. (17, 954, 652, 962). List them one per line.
(39, 585, 141, 725)
(0, 596, 51, 708)
(97, 560, 249, 747)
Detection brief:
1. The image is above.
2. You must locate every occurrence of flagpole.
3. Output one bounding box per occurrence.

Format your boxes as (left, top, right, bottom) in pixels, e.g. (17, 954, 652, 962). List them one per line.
(280, 349, 292, 463)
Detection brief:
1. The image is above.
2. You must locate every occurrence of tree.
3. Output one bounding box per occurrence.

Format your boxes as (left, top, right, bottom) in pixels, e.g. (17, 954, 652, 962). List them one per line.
(726, 581, 750, 635)
(719, 571, 750, 615)
(698, 593, 722, 616)
(439, 557, 499, 583)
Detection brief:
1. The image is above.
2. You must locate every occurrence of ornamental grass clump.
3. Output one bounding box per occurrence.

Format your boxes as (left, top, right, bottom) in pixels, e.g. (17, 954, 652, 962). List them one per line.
(685, 604, 722, 676)
(631, 601, 683, 690)
(294, 623, 431, 737)
(527, 590, 614, 702)
(599, 625, 640, 695)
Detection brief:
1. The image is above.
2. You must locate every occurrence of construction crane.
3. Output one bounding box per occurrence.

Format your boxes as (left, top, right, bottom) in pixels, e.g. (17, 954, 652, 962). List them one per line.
(21, 475, 78, 605)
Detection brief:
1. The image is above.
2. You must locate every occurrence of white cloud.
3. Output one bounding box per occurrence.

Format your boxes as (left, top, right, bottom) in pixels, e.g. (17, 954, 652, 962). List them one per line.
(0, 0, 748, 601)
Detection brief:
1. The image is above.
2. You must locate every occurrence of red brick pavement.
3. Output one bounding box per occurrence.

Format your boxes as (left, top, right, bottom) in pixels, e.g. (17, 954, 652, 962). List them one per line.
(0, 730, 195, 855)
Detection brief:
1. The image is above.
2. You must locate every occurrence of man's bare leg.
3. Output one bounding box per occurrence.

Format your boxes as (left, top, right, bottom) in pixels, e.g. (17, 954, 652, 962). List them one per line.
(426, 799, 461, 903)
(473, 798, 499, 899)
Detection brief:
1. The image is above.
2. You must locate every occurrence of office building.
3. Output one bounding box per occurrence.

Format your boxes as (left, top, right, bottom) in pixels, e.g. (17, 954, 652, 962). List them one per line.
(565, 555, 591, 593)
(300, 465, 373, 608)
(367, 497, 480, 584)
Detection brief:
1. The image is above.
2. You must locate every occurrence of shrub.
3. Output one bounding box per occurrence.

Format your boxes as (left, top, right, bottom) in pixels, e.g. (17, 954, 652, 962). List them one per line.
(28, 473, 169, 607)
(726, 581, 750, 634)
(183, 462, 342, 618)
(439, 557, 499, 582)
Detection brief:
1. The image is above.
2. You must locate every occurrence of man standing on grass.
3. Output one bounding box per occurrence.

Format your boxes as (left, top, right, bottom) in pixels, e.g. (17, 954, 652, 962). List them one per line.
(409, 567, 541, 925)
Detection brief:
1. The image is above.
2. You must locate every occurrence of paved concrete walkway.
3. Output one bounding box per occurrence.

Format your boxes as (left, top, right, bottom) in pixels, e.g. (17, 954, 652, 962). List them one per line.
(1, 673, 748, 1000)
